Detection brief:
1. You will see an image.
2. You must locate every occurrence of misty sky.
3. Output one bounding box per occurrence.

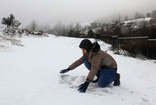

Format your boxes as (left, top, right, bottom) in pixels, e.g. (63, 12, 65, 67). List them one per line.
(0, 0, 156, 28)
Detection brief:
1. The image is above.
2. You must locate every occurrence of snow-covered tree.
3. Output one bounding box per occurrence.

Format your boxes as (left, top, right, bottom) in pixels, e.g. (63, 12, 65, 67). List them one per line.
(90, 22, 97, 28)
(146, 13, 151, 17)
(134, 12, 144, 19)
(124, 15, 129, 21)
(13, 20, 21, 27)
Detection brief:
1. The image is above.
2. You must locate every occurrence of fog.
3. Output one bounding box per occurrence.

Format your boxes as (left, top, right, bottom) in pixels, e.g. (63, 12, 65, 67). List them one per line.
(0, 0, 156, 28)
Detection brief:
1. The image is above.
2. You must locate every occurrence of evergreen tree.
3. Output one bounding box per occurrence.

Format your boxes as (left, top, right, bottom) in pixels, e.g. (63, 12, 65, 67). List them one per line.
(74, 31, 80, 37)
(88, 29, 94, 38)
(68, 30, 74, 37)
(1, 14, 15, 27)
(68, 30, 80, 37)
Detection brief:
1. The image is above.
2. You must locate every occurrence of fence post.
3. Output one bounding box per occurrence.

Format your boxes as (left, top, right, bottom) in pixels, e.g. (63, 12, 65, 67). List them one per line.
(109, 35, 112, 44)
(112, 36, 116, 51)
(147, 39, 149, 59)
(112, 36, 114, 51)
(112, 35, 118, 51)
(117, 36, 119, 54)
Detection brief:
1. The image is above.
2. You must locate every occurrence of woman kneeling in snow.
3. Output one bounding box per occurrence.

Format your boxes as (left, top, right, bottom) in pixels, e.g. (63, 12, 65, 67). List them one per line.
(60, 39, 120, 93)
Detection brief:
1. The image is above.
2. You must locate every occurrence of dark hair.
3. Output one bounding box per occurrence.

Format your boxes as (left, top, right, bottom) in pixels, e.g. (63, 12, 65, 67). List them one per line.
(92, 42, 100, 52)
(79, 39, 93, 52)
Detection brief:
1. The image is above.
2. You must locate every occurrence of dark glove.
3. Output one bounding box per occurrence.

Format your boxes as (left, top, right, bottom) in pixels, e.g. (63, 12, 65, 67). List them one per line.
(60, 68, 70, 74)
(78, 80, 90, 93)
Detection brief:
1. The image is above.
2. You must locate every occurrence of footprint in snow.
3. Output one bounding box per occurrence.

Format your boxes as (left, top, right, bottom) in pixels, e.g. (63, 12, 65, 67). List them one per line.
(60, 75, 151, 104)
(59, 74, 114, 94)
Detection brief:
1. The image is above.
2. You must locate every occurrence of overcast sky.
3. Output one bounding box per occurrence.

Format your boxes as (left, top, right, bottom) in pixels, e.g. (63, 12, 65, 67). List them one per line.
(0, 0, 156, 28)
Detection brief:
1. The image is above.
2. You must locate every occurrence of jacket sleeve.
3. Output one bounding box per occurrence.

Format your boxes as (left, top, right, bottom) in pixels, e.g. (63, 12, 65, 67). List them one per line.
(87, 54, 101, 81)
(68, 56, 85, 70)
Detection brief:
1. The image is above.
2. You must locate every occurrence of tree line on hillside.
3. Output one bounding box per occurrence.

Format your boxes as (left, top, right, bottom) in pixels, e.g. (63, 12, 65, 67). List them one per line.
(2, 10, 156, 38)
(46, 10, 156, 39)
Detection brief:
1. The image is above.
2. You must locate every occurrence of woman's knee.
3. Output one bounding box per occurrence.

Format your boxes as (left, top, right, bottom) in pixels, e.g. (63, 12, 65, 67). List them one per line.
(98, 81, 108, 87)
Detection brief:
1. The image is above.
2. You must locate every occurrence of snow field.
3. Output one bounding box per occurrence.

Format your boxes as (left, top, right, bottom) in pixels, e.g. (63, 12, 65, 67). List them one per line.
(0, 35, 156, 105)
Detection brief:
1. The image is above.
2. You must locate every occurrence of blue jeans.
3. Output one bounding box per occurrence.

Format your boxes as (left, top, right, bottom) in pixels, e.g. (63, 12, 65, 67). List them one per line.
(84, 60, 117, 87)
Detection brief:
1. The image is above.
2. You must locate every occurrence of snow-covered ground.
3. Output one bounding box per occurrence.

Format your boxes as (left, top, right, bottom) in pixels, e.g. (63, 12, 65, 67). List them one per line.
(0, 33, 156, 105)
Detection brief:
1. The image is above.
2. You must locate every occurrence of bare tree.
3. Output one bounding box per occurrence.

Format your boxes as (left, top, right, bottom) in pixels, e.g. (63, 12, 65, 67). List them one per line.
(124, 15, 129, 21)
(151, 10, 156, 18)
(134, 12, 144, 19)
(28, 20, 37, 31)
(75, 22, 82, 31)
